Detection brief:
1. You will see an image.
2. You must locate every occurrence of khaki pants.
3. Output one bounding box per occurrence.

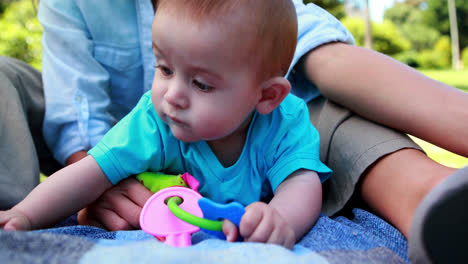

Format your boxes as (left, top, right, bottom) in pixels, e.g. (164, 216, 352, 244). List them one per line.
(0, 56, 60, 209)
(308, 96, 423, 216)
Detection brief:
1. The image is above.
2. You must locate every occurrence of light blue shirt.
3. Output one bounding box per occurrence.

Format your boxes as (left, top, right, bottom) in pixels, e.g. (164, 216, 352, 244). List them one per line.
(38, 0, 354, 165)
(89, 92, 331, 205)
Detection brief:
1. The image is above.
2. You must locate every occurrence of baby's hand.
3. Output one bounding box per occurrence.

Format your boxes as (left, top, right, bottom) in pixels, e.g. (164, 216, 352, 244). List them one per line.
(223, 202, 296, 249)
(0, 209, 32, 231)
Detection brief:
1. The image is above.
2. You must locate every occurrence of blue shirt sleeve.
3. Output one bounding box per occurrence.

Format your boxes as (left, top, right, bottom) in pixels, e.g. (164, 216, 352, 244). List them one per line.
(39, 0, 114, 165)
(288, 0, 355, 102)
(88, 92, 164, 185)
(265, 95, 332, 192)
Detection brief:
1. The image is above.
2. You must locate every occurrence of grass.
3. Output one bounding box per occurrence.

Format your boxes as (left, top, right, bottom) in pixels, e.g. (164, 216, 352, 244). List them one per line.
(419, 68, 468, 93)
(410, 136, 468, 168)
(411, 68, 468, 168)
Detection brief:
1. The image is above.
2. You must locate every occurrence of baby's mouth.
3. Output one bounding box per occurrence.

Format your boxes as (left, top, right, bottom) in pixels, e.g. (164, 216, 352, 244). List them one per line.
(167, 114, 184, 125)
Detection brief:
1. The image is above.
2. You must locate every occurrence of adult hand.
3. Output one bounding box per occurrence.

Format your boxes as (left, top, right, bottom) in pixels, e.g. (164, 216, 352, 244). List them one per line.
(223, 202, 296, 249)
(77, 177, 153, 231)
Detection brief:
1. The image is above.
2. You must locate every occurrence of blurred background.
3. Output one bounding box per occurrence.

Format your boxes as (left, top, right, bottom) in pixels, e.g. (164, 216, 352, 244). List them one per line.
(1, 0, 467, 168)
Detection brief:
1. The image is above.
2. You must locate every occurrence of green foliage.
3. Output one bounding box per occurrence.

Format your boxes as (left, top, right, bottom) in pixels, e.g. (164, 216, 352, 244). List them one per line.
(384, 2, 416, 26)
(340, 16, 364, 41)
(0, 3, 6, 14)
(303, 0, 345, 20)
(419, 68, 468, 92)
(394, 50, 420, 68)
(341, 17, 410, 55)
(384, 2, 440, 51)
(395, 37, 452, 69)
(383, 1, 466, 69)
(404, 0, 426, 8)
(401, 23, 440, 51)
(417, 51, 442, 69)
(463, 47, 468, 68)
(0, 0, 42, 70)
(433, 36, 452, 68)
(410, 136, 468, 168)
(372, 20, 411, 55)
(423, 0, 468, 52)
(0, 0, 17, 14)
(415, 36, 452, 69)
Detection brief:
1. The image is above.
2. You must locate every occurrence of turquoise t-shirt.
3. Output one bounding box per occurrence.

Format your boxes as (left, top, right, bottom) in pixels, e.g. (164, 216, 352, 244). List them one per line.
(89, 91, 331, 206)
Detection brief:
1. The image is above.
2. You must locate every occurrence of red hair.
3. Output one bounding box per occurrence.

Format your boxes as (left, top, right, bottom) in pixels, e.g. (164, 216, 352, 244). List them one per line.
(155, 0, 297, 81)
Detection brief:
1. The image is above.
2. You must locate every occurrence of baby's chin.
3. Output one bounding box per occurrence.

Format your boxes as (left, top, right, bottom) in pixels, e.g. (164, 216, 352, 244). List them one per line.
(171, 128, 225, 143)
(170, 127, 200, 143)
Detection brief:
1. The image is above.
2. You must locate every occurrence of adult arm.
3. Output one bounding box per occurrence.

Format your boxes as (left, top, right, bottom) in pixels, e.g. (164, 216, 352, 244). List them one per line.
(290, 0, 468, 157)
(298, 42, 468, 157)
(39, 0, 113, 165)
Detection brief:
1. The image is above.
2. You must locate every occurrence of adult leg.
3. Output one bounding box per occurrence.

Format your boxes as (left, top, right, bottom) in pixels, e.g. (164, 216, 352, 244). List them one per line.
(408, 165, 468, 264)
(363, 149, 468, 264)
(360, 148, 454, 237)
(307, 96, 424, 219)
(308, 95, 468, 263)
(0, 56, 60, 209)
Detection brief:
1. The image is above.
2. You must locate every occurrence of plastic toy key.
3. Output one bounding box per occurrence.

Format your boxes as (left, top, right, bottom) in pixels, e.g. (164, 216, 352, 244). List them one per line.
(166, 196, 245, 240)
(139, 172, 246, 247)
(140, 187, 203, 247)
(198, 198, 245, 240)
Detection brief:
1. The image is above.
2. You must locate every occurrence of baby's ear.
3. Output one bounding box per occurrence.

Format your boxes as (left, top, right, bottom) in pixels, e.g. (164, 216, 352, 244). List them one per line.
(256, 77, 291, 115)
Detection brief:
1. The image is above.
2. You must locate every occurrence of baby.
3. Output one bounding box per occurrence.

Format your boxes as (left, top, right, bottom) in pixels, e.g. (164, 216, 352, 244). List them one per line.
(0, 0, 331, 249)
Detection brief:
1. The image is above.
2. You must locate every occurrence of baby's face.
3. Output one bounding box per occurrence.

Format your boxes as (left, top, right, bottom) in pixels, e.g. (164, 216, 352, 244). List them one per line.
(150, 10, 261, 143)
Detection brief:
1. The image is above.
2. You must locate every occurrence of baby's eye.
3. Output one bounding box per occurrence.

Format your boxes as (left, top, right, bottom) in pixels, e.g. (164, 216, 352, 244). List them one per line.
(155, 65, 173, 76)
(193, 79, 214, 92)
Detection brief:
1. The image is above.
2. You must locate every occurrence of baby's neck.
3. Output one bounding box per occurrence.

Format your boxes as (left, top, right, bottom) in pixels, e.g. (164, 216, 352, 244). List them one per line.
(207, 132, 246, 168)
(207, 113, 253, 168)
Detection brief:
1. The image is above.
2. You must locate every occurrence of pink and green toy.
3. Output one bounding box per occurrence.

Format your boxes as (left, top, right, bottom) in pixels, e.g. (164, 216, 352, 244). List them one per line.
(138, 172, 245, 247)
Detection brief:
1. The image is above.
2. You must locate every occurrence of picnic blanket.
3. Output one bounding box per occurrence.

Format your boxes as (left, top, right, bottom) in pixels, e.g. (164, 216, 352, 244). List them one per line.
(0, 208, 409, 264)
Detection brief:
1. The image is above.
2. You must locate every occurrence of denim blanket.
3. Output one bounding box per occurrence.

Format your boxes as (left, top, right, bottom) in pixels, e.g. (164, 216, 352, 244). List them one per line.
(0, 209, 408, 264)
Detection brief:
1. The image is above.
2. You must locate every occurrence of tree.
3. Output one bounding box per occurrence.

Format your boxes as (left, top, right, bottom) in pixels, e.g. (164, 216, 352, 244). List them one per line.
(0, 0, 42, 69)
(405, 0, 426, 7)
(363, 0, 372, 49)
(384, 2, 440, 51)
(384, 2, 417, 26)
(30, 0, 38, 14)
(447, 0, 461, 69)
(0, 0, 15, 14)
(341, 17, 410, 55)
(303, 0, 345, 19)
(424, 0, 468, 52)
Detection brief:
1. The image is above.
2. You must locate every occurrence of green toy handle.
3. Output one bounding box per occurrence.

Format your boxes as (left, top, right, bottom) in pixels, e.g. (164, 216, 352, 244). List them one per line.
(167, 196, 223, 231)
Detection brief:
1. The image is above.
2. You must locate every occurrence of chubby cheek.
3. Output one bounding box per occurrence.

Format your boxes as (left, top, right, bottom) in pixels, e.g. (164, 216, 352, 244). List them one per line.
(192, 106, 244, 140)
(170, 125, 197, 142)
(196, 119, 231, 139)
(151, 85, 165, 112)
